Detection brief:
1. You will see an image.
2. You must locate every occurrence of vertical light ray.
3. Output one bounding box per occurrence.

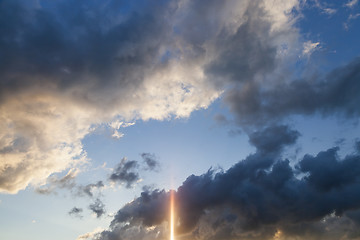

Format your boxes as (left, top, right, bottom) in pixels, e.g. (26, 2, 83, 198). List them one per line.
(170, 190, 175, 240)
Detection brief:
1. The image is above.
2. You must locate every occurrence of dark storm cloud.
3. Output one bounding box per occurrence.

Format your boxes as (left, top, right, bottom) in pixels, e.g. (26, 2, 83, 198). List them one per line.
(299, 147, 360, 192)
(109, 158, 139, 188)
(69, 207, 83, 219)
(141, 153, 160, 171)
(224, 57, 360, 126)
(96, 140, 360, 240)
(89, 198, 106, 218)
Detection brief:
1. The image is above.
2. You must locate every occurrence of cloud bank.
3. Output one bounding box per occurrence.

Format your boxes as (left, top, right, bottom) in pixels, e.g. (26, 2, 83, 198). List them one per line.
(93, 128, 360, 240)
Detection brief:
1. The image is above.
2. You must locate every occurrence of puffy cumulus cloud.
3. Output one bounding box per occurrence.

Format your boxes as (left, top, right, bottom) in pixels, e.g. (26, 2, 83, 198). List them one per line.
(0, 0, 303, 193)
(91, 128, 360, 240)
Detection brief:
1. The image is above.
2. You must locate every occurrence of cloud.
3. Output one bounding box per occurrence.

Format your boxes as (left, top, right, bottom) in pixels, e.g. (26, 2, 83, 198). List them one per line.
(109, 158, 140, 188)
(35, 168, 78, 194)
(79, 181, 104, 198)
(224, 57, 360, 127)
(89, 198, 106, 218)
(312, 0, 337, 15)
(302, 41, 320, 57)
(35, 169, 105, 198)
(299, 147, 360, 192)
(0, 0, 302, 194)
(0, 0, 222, 193)
(77, 227, 105, 240)
(248, 125, 300, 155)
(345, 0, 359, 8)
(93, 140, 360, 240)
(141, 153, 160, 171)
(69, 207, 83, 219)
(109, 120, 135, 139)
(109, 154, 161, 188)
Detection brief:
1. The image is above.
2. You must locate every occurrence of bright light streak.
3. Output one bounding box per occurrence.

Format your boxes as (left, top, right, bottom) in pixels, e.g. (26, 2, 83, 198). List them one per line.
(170, 190, 175, 240)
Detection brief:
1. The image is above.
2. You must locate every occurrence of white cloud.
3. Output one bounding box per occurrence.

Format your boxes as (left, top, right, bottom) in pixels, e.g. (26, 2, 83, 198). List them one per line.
(111, 130, 124, 139)
(345, 0, 358, 8)
(349, 13, 360, 20)
(303, 41, 321, 56)
(323, 8, 337, 15)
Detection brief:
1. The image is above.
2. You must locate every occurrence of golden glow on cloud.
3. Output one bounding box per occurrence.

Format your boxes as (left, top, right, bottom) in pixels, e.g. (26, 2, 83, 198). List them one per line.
(274, 229, 282, 239)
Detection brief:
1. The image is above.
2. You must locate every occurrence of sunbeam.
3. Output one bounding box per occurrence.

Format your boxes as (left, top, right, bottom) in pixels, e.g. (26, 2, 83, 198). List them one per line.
(170, 190, 175, 240)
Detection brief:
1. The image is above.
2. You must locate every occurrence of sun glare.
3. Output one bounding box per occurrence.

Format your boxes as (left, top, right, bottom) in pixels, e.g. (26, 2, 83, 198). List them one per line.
(170, 190, 175, 240)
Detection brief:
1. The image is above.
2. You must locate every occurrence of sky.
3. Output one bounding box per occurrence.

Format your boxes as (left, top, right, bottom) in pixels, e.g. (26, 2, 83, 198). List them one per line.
(0, 0, 360, 239)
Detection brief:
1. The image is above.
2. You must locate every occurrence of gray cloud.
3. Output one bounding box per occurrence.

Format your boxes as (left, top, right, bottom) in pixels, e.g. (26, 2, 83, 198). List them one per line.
(248, 125, 300, 155)
(35, 169, 105, 199)
(35, 169, 77, 194)
(204, 4, 277, 85)
(141, 153, 160, 171)
(355, 140, 360, 152)
(224, 57, 360, 127)
(89, 198, 106, 219)
(79, 181, 105, 198)
(69, 207, 83, 219)
(109, 158, 139, 188)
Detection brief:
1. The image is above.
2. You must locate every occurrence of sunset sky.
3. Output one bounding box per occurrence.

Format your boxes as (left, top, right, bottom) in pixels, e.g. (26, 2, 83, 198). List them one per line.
(1, 0, 360, 240)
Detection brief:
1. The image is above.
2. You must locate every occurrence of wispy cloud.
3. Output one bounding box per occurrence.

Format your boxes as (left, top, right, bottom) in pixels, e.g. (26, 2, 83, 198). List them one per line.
(345, 0, 359, 8)
(302, 41, 321, 56)
(141, 153, 161, 172)
(35, 168, 78, 195)
(68, 207, 84, 219)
